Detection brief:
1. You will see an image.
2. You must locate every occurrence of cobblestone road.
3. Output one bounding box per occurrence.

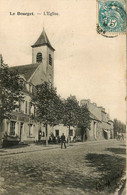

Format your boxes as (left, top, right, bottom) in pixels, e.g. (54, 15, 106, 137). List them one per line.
(0, 140, 126, 195)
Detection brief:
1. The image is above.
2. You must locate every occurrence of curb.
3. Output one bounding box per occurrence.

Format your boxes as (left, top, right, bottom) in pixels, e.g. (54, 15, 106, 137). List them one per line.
(0, 145, 60, 157)
(0, 139, 120, 157)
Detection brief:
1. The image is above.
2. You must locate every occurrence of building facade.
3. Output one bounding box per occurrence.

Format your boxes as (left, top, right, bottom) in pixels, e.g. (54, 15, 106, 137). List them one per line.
(80, 99, 114, 141)
(1, 29, 56, 144)
(53, 124, 75, 142)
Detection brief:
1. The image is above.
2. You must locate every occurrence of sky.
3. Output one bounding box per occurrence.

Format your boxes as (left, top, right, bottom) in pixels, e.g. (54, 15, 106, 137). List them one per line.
(0, 0, 126, 123)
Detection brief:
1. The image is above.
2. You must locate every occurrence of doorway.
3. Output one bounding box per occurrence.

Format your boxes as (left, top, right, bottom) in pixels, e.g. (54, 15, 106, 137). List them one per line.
(20, 123, 24, 142)
(93, 122, 97, 140)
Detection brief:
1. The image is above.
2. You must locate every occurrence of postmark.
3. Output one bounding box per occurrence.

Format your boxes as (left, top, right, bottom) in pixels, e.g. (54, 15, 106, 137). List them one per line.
(97, 0, 126, 36)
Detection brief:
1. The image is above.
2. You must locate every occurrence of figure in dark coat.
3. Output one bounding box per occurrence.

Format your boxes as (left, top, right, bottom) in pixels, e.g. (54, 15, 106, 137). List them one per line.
(61, 133, 66, 149)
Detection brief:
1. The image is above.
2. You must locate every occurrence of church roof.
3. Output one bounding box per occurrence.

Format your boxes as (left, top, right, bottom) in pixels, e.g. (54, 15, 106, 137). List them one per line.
(31, 29, 55, 51)
(90, 112, 101, 122)
(9, 63, 39, 81)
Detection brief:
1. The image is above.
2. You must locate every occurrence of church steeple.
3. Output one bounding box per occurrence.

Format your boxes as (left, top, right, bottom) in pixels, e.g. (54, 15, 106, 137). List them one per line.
(31, 28, 55, 84)
(31, 28, 55, 51)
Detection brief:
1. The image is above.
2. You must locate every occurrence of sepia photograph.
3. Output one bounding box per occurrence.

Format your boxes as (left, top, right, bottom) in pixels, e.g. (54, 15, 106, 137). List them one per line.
(0, 0, 126, 194)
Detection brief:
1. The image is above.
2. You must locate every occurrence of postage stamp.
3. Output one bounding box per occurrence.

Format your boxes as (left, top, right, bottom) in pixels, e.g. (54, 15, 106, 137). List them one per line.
(97, 0, 126, 35)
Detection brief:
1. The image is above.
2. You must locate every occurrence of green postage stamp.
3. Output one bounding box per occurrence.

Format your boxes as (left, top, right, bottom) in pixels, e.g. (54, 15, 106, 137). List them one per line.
(97, 0, 126, 36)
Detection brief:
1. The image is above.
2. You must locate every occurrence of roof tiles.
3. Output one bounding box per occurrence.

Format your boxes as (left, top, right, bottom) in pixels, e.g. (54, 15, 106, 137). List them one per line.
(9, 63, 39, 81)
(31, 29, 55, 51)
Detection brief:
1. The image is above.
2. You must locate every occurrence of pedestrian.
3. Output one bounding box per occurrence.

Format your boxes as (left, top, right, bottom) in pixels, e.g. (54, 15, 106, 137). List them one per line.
(61, 133, 66, 149)
(121, 133, 124, 141)
(38, 128, 42, 141)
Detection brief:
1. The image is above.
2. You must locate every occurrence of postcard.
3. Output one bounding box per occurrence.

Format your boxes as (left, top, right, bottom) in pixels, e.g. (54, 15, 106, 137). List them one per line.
(0, 0, 126, 194)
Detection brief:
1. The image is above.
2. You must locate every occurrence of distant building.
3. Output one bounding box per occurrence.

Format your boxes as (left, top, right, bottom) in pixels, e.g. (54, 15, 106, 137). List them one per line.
(80, 99, 114, 140)
(53, 124, 75, 142)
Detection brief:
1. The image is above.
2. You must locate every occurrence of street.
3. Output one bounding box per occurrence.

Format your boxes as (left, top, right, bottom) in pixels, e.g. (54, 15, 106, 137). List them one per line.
(0, 140, 126, 195)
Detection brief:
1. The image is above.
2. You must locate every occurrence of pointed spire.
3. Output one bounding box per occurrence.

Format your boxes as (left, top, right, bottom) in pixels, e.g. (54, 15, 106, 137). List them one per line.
(31, 28, 55, 51)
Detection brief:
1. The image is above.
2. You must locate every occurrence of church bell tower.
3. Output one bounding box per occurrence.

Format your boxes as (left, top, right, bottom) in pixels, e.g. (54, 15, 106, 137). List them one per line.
(31, 28, 55, 83)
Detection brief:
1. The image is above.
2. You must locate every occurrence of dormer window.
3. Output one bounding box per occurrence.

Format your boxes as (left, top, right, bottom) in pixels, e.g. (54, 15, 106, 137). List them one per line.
(36, 52, 42, 63)
(49, 54, 52, 65)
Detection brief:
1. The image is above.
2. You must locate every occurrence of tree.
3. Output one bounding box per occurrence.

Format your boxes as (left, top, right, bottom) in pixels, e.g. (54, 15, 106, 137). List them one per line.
(0, 66, 23, 123)
(62, 95, 80, 140)
(78, 104, 90, 141)
(31, 82, 63, 146)
(113, 118, 126, 138)
(0, 65, 23, 145)
(113, 119, 118, 138)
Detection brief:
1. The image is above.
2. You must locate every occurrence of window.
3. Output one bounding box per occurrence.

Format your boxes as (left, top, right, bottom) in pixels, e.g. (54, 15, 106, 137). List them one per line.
(29, 84, 32, 93)
(42, 132, 45, 137)
(25, 101, 27, 114)
(29, 102, 31, 114)
(49, 54, 52, 65)
(29, 124, 33, 136)
(55, 130, 59, 136)
(20, 101, 24, 113)
(26, 83, 29, 91)
(69, 129, 73, 136)
(19, 101, 21, 112)
(20, 123, 24, 140)
(10, 121, 16, 135)
(36, 52, 42, 63)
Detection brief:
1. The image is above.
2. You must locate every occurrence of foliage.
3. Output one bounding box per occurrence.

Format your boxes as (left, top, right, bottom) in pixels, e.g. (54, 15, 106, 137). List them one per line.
(113, 118, 126, 137)
(32, 82, 63, 126)
(78, 104, 91, 141)
(0, 65, 23, 124)
(62, 96, 90, 140)
(31, 82, 63, 145)
(62, 95, 80, 127)
(62, 96, 80, 134)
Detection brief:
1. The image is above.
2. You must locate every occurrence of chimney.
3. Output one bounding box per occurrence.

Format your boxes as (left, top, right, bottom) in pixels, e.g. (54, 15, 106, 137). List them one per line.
(80, 99, 90, 106)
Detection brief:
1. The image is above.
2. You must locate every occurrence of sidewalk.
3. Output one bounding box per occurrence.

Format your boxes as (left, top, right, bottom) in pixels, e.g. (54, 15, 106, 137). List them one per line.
(0, 143, 60, 156)
(0, 139, 118, 156)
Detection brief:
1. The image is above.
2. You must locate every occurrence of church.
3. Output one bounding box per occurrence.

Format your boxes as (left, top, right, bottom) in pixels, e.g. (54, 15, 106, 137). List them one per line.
(0, 28, 114, 146)
(1, 28, 75, 144)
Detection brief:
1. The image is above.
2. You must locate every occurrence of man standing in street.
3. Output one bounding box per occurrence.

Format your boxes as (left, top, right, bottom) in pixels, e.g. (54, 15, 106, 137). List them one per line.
(61, 133, 66, 149)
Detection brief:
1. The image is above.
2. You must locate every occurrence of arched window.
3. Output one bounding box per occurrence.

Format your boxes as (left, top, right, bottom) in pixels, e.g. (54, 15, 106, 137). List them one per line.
(36, 52, 42, 63)
(49, 54, 52, 65)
